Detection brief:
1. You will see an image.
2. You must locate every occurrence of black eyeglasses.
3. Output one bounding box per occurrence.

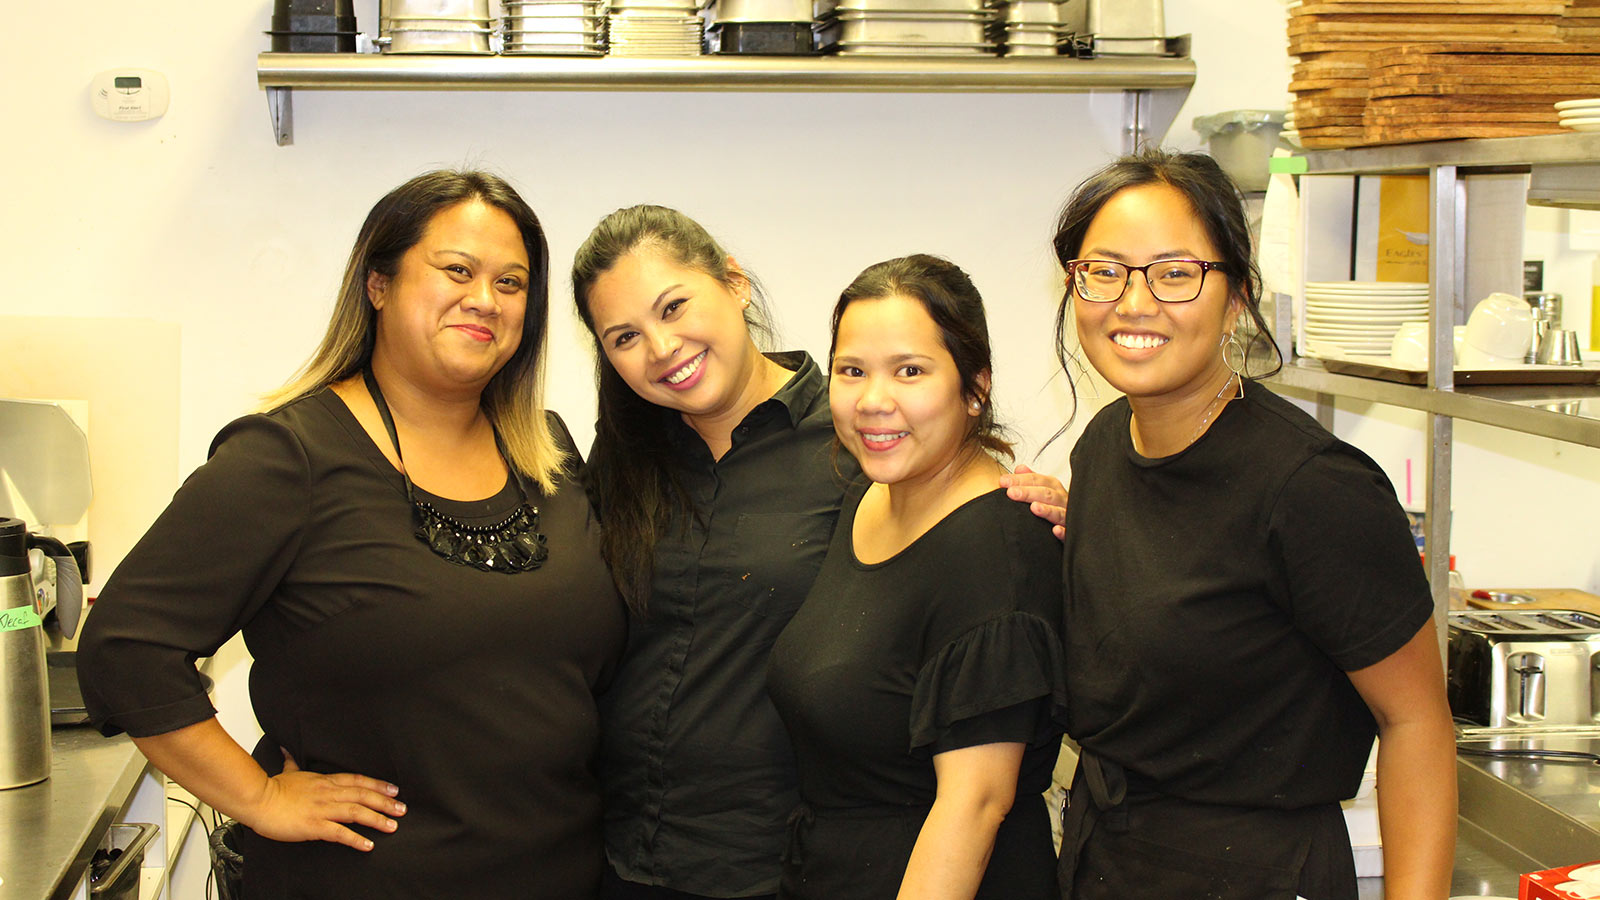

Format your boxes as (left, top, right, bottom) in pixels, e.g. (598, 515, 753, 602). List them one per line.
(1066, 259, 1225, 304)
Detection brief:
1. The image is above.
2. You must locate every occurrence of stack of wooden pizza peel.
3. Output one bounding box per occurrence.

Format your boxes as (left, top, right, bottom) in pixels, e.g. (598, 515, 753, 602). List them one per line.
(1288, 0, 1600, 148)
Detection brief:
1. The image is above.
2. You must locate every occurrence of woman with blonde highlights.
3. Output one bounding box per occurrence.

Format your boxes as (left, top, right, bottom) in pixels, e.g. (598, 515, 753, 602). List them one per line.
(81, 170, 625, 899)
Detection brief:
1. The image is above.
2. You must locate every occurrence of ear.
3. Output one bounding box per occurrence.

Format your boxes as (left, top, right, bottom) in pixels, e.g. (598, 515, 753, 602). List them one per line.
(725, 256, 751, 303)
(366, 270, 390, 310)
(968, 369, 993, 417)
(1226, 293, 1247, 331)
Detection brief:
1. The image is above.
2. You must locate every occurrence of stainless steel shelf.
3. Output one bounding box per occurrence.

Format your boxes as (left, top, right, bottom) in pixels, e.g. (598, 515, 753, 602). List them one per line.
(256, 51, 1195, 92)
(1299, 131, 1600, 175)
(255, 51, 1194, 144)
(1268, 359, 1600, 449)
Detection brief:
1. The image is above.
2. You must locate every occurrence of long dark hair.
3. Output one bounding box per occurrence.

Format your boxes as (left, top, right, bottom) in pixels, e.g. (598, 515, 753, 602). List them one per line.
(832, 254, 1014, 462)
(262, 169, 564, 491)
(1049, 148, 1280, 428)
(571, 205, 774, 614)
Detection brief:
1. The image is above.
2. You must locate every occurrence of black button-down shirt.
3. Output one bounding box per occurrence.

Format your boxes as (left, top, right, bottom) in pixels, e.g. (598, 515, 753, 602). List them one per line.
(598, 352, 859, 897)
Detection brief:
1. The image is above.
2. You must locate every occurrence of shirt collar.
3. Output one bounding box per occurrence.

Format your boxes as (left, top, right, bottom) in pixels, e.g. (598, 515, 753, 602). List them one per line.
(764, 350, 824, 429)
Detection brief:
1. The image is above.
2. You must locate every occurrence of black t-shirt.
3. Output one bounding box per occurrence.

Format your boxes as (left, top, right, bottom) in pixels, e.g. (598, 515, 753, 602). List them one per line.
(1062, 381, 1433, 808)
(78, 390, 626, 899)
(598, 352, 860, 898)
(767, 486, 1066, 900)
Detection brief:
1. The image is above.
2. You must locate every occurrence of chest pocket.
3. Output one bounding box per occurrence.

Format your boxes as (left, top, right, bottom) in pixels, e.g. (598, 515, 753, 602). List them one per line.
(732, 513, 834, 620)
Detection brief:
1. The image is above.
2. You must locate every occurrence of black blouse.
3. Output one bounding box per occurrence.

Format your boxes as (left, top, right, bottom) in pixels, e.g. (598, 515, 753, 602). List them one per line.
(78, 390, 626, 899)
(598, 352, 859, 897)
(767, 486, 1066, 900)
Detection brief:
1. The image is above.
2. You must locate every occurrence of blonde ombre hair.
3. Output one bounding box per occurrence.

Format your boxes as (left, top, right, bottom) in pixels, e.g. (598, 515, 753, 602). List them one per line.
(260, 170, 566, 492)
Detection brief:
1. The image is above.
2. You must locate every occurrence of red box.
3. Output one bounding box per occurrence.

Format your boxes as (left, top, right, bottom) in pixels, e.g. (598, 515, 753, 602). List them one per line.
(1522, 861, 1600, 899)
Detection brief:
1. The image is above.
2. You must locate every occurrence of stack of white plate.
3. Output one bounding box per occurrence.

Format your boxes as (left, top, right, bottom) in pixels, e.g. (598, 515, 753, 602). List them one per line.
(1300, 281, 1429, 360)
(608, 0, 703, 55)
(502, 0, 606, 55)
(815, 0, 995, 56)
(1555, 98, 1600, 133)
(1281, 109, 1302, 148)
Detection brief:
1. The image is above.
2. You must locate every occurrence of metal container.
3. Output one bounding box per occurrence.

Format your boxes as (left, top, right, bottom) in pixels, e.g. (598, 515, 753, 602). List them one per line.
(384, 0, 489, 17)
(1447, 609, 1600, 728)
(713, 0, 815, 24)
(1, 519, 50, 790)
(709, 21, 814, 52)
(817, 0, 984, 15)
(823, 12, 989, 43)
(1086, 0, 1163, 55)
(1004, 0, 1060, 24)
(89, 823, 160, 899)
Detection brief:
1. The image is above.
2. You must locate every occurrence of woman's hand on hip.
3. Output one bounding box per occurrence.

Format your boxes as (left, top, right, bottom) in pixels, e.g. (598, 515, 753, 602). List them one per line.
(1000, 464, 1067, 540)
(245, 751, 406, 851)
(131, 719, 406, 854)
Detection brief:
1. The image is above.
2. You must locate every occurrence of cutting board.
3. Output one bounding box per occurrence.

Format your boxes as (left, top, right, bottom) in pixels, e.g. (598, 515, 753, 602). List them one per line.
(1466, 588, 1600, 617)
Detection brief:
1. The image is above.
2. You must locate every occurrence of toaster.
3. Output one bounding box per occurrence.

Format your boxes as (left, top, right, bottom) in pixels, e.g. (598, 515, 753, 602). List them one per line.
(1447, 609, 1600, 728)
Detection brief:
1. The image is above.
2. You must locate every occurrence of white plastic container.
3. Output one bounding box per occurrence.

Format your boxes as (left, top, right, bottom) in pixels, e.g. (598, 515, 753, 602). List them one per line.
(1192, 109, 1287, 193)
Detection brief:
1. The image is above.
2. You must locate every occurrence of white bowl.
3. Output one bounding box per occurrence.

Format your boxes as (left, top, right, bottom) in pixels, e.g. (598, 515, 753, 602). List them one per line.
(1464, 292, 1534, 360)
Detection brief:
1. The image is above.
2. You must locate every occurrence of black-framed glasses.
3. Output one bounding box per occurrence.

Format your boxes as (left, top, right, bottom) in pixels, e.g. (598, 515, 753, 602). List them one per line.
(1066, 258, 1225, 304)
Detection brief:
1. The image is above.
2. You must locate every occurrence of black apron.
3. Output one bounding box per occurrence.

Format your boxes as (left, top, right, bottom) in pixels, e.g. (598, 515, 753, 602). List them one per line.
(1058, 750, 1358, 900)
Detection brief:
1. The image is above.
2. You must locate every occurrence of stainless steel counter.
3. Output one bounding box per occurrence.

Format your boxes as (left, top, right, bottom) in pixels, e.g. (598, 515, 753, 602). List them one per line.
(0, 726, 148, 899)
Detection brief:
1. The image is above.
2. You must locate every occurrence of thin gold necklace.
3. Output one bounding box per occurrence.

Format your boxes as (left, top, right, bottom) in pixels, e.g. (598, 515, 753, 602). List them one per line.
(1133, 373, 1241, 456)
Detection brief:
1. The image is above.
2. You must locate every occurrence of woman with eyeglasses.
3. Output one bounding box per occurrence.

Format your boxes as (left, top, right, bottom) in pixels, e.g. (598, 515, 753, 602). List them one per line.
(1049, 150, 1455, 900)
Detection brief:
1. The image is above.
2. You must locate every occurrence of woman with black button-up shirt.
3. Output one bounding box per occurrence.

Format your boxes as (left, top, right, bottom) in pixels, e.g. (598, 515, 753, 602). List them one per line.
(571, 206, 1066, 900)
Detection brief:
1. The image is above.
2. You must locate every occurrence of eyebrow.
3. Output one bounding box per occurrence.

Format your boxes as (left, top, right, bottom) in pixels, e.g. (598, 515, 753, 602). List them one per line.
(434, 249, 530, 275)
(832, 352, 936, 366)
(599, 284, 686, 340)
(1081, 248, 1199, 262)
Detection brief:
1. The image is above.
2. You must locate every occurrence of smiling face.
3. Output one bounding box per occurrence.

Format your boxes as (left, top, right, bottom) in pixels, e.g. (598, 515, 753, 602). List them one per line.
(1072, 182, 1242, 406)
(368, 199, 529, 395)
(830, 293, 983, 489)
(583, 248, 765, 422)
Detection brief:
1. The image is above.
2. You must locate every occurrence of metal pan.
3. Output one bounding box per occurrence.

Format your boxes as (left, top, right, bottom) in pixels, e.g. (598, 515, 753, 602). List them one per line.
(819, 15, 987, 43)
(380, 28, 494, 51)
(384, 0, 489, 17)
(711, 0, 814, 23)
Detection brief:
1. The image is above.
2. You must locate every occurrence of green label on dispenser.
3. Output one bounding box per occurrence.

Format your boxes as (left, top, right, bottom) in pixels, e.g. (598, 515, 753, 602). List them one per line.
(0, 607, 42, 632)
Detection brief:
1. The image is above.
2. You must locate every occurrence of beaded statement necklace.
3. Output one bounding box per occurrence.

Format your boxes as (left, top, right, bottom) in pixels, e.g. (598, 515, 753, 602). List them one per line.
(362, 368, 548, 574)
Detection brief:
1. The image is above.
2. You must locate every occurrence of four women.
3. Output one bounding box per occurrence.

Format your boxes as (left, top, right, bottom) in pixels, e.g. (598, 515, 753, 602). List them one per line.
(82, 152, 1456, 900)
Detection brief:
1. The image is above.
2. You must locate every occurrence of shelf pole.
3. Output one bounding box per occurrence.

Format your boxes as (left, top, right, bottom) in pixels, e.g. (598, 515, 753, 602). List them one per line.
(268, 87, 293, 147)
(1424, 163, 1459, 653)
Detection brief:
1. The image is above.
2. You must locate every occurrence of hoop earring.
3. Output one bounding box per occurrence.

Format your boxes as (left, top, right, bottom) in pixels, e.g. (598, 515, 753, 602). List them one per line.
(1222, 332, 1247, 399)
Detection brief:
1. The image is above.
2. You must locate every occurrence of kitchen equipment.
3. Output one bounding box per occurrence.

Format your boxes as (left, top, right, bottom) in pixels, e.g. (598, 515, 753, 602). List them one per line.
(379, 0, 493, 53)
(269, 0, 357, 52)
(1465, 292, 1536, 362)
(1525, 291, 1562, 363)
(705, 0, 816, 54)
(1536, 329, 1585, 366)
(1086, 0, 1163, 56)
(89, 822, 159, 900)
(1447, 609, 1600, 728)
(1, 517, 83, 789)
(502, 0, 607, 56)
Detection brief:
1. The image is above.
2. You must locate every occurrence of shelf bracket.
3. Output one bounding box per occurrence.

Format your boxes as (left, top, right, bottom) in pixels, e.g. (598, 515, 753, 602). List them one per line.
(268, 87, 293, 147)
(1122, 87, 1189, 154)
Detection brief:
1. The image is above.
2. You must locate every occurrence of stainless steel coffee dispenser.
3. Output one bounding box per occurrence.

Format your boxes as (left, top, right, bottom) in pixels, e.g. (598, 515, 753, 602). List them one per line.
(1, 517, 82, 788)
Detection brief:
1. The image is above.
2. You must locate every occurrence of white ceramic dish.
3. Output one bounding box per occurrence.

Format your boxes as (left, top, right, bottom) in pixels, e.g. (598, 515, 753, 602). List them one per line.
(1563, 121, 1600, 133)
(1553, 97, 1600, 111)
(1306, 281, 1428, 291)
